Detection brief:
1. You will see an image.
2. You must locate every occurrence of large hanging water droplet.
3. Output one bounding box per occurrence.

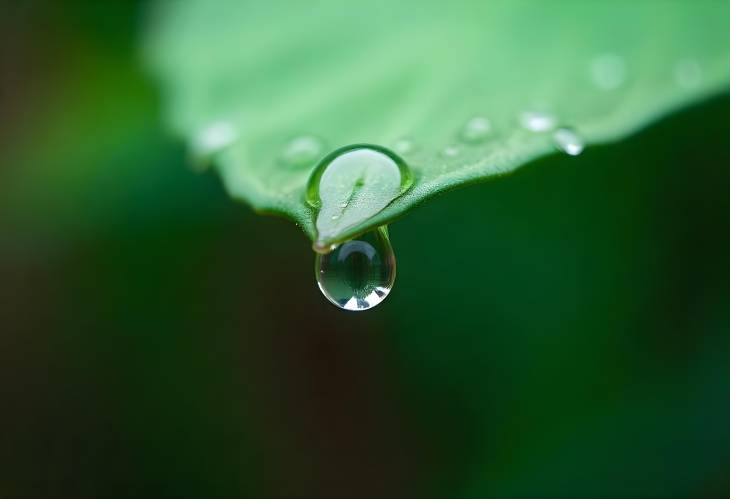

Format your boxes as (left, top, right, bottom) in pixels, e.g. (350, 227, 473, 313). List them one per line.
(307, 144, 412, 250)
(553, 127, 584, 156)
(315, 226, 396, 311)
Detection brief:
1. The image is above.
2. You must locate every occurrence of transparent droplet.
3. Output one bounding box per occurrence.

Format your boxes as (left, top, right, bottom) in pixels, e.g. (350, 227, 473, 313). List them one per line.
(315, 226, 395, 311)
(306, 144, 413, 249)
(589, 53, 626, 90)
(393, 138, 415, 155)
(442, 145, 460, 157)
(191, 120, 237, 158)
(553, 128, 584, 156)
(459, 116, 491, 143)
(674, 59, 702, 89)
(519, 111, 556, 132)
(280, 135, 324, 168)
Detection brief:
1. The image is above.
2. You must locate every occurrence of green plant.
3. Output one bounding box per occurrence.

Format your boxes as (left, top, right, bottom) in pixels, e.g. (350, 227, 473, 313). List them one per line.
(145, 1, 730, 246)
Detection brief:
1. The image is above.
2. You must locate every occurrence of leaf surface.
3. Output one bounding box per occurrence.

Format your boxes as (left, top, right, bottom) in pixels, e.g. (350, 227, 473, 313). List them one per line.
(145, 1, 730, 244)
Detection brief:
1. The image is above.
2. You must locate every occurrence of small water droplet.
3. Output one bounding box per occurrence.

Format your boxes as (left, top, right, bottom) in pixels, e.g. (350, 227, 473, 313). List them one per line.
(674, 59, 702, 89)
(331, 214, 340, 220)
(280, 135, 324, 168)
(442, 145, 460, 157)
(519, 111, 556, 132)
(315, 226, 395, 311)
(192, 120, 237, 157)
(393, 138, 415, 155)
(553, 128, 584, 156)
(459, 116, 492, 143)
(589, 53, 626, 90)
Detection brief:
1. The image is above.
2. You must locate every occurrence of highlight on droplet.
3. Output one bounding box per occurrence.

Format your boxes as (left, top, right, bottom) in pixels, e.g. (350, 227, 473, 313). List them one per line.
(553, 127, 584, 156)
(519, 111, 556, 132)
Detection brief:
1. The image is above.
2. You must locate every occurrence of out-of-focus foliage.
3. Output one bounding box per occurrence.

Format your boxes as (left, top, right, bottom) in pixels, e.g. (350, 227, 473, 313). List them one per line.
(145, 1, 730, 245)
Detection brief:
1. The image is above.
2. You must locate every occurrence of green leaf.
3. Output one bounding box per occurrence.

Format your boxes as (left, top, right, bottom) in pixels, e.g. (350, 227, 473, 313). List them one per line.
(144, 1, 730, 245)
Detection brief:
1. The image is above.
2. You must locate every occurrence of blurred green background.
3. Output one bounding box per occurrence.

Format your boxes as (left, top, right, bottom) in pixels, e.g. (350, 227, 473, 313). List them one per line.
(1, 3, 729, 498)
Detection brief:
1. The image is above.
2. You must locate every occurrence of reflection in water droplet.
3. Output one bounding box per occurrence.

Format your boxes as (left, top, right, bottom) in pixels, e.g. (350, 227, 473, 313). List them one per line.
(674, 59, 702, 89)
(553, 128, 584, 156)
(519, 111, 556, 132)
(280, 135, 324, 168)
(192, 121, 237, 158)
(394, 138, 415, 155)
(315, 226, 395, 311)
(459, 116, 491, 143)
(442, 145, 460, 157)
(590, 53, 626, 90)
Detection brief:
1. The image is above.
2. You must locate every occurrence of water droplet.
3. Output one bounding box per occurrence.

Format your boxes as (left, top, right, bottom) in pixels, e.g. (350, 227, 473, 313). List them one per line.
(280, 135, 324, 168)
(442, 145, 460, 157)
(192, 120, 237, 158)
(459, 116, 491, 143)
(674, 59, 702, 89)
(519, 111, 556, 132)
(589, 53, 626, 90)
(315, 226, 395, 311)
(306, 144, 413, 247)
(553, 128, 584, 156)
(393, 138, 415, 155)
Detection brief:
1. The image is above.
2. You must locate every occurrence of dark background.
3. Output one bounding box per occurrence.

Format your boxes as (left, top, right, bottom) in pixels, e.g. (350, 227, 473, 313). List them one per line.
(1, 3, 729, 498)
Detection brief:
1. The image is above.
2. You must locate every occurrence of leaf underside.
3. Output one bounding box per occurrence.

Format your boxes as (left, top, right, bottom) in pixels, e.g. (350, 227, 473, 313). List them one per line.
(145, 1, 730, 245)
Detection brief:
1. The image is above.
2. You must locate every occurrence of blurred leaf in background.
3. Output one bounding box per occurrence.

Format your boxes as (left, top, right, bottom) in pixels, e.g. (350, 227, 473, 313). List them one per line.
(1, 2, 729, 499)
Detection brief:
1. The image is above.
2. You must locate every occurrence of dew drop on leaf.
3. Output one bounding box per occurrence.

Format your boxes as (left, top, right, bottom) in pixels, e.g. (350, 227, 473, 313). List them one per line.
(674, 58, 703, 89)
(553, 127, 584, 156)
(459, 116, 492, 143)
(442, 145, 460, 157)
(315, 226, 396, 311)
(279, 135, 324, 168)
(191, 120, 237, 159)
(519, 111, 556, 132)
(393, 138, 415, 155)
(589, 53, 627, 90)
